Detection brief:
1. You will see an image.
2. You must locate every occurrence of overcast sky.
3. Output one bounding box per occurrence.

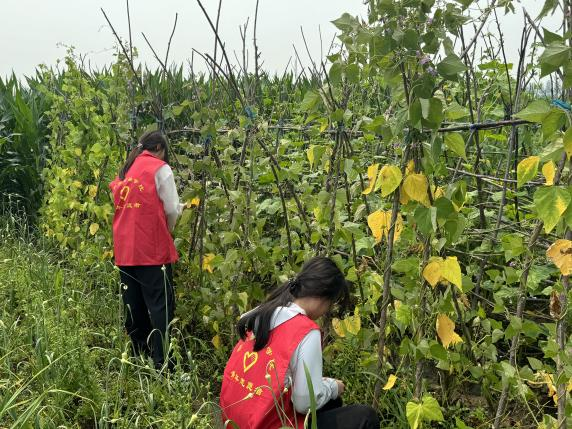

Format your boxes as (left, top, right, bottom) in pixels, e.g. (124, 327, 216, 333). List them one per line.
(0, 0, 562, 79)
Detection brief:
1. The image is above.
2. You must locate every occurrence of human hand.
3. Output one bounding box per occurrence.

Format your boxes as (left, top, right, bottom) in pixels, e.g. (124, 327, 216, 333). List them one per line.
(335, 379, 345, 396)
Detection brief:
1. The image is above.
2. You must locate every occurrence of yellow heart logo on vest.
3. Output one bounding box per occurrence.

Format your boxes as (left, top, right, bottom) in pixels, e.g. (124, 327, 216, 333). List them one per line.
(243, 351, 258, 373)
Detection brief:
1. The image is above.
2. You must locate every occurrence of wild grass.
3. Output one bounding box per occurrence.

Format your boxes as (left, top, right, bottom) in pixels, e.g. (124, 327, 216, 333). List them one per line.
(0, 215, 218, 428)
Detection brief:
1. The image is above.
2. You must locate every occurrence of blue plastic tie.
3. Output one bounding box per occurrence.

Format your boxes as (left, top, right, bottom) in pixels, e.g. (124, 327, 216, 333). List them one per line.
(551, 99, 572, 112)
(245, 106, 256, 120)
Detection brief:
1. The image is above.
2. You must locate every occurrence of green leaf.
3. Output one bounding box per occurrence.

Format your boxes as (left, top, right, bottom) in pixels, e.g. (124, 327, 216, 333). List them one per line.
(533, 186, 571, 233)
(539, 43, 571, 68)
(329, 62, 342, 84)
(429, 342, 448, 361)
(541, 109, 565, 141)
(395, 302, 412, 326)
(564, 63, 572, 89)
(403, 29, 419, 51)
(414, 206, 437, 235)
(409, 98, 422, 127)
(412, 73, 435, 99)
(543, 27, 563, 44)
(420, 97, 444, 129)
(346, 63, 360, 84)
(501, 233, 525, 262)
(538, 0, 558, 19)
(301, 90, 321, 112)
(392, 257, 420, 274)
(406, 395, 444, 429)
(527, 357, 544, 370)
(514, 100, 551, 123)
(516, 156, 540, 188)
(331, 13, 359, 32)
(444, 102, 469, 120)
(437, 54, 467, 80)
(444, 132, 467, 159)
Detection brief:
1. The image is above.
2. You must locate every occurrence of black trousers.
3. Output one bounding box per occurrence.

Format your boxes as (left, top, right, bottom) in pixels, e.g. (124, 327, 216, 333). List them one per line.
(313, 398, 380, 429)
(119, 264, 174, 369)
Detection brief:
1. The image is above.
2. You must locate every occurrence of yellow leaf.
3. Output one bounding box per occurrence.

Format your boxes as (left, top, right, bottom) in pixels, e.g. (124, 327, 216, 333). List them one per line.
(405, 160, 415, 176)
(517, 156, 540, 188)
(212, 334, 221, 350)
(394, 300, 402, 310)
(88, 185, 98, 198)
(332, 318, 346, 337)
(441, 257, 462, 290)
(402, 173, 429, 205)
(382, 374, 397, 390)
(367, 210, 386, 243)
(72, 180, 82, 189)
(344, 307, 361, 335)
(307, 146, 315, 168)
(546, 239, 572, 276)
(422, 259, 442, 287)
(400, 185, 411, 205)
(367, 210, 403, 243)
(313, 206, 322, 221)
(423, 257, 463, 290)
(540, 372, 557, 403)
(332, 308, 361, 336)
(432, 186, 445, 200)
(89, 223, 99, 236)
(202, 253, 216, 273)
(542, 161, 556, 186)
(74, 148, 82, 156)
(379, 165, 402, 197)
(564, 128, 572, 159)
(186, 197, 200, 208)
(436, 314, 463, 348)
(392, 213, 404, 243)
(102, 250, 114, 260)
(362, 164, 380, 195)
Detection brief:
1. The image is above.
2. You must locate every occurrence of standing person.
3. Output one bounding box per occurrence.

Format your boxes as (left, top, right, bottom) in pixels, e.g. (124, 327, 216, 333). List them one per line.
(109, 130, 182, 370)
(219, 256, 380, 429)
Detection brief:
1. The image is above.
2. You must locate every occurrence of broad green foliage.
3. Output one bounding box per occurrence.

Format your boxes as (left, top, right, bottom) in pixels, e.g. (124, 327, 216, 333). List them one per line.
(40, 54, 130, 260)
(2, 0, 572, 427)
(406, 395, 444, 429)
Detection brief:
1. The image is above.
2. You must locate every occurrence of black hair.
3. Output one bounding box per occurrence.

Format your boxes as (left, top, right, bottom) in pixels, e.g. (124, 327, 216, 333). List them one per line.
(237, 256, 350, 351)
(119, 130, 170, 180)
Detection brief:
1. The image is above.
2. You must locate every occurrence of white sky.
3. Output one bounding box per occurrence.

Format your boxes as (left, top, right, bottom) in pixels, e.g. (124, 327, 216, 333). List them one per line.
(0, 0, 562, 79)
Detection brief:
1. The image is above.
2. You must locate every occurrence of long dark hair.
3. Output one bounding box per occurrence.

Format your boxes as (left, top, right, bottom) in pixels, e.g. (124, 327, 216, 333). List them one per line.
(119, 131, 170, 179)
(237, 256, 350, 351)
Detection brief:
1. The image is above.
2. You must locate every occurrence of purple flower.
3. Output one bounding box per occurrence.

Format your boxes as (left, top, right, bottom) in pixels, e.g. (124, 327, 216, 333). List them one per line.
(419, 55, 430, 65)
(427, 17, 434, 25)
(427, 66, 437, 76)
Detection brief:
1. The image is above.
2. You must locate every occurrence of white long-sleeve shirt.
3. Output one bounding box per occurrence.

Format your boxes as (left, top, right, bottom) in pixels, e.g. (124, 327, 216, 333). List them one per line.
(268, 303, 339, 414)
(154, 164, 183, 231)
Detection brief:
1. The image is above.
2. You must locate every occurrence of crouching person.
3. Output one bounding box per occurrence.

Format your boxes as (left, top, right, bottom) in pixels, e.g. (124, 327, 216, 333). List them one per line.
(220, 256, 380, 428)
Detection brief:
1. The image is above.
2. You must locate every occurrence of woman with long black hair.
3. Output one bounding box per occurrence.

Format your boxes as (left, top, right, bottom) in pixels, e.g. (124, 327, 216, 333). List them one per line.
(109, 130, 181, 369)
(220, 256, 379, 428)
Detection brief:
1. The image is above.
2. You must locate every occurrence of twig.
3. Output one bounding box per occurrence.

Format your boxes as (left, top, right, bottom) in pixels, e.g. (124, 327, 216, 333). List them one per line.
(460, 0, 498, 59)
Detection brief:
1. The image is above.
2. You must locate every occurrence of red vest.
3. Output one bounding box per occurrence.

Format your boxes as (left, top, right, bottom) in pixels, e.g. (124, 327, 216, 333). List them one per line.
(220, 314, 319, 429)
(109, 151, 179, 266)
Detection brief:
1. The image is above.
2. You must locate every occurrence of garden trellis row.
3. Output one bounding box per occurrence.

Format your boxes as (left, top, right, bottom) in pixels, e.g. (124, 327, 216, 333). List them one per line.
(167, 103, 572, 427)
